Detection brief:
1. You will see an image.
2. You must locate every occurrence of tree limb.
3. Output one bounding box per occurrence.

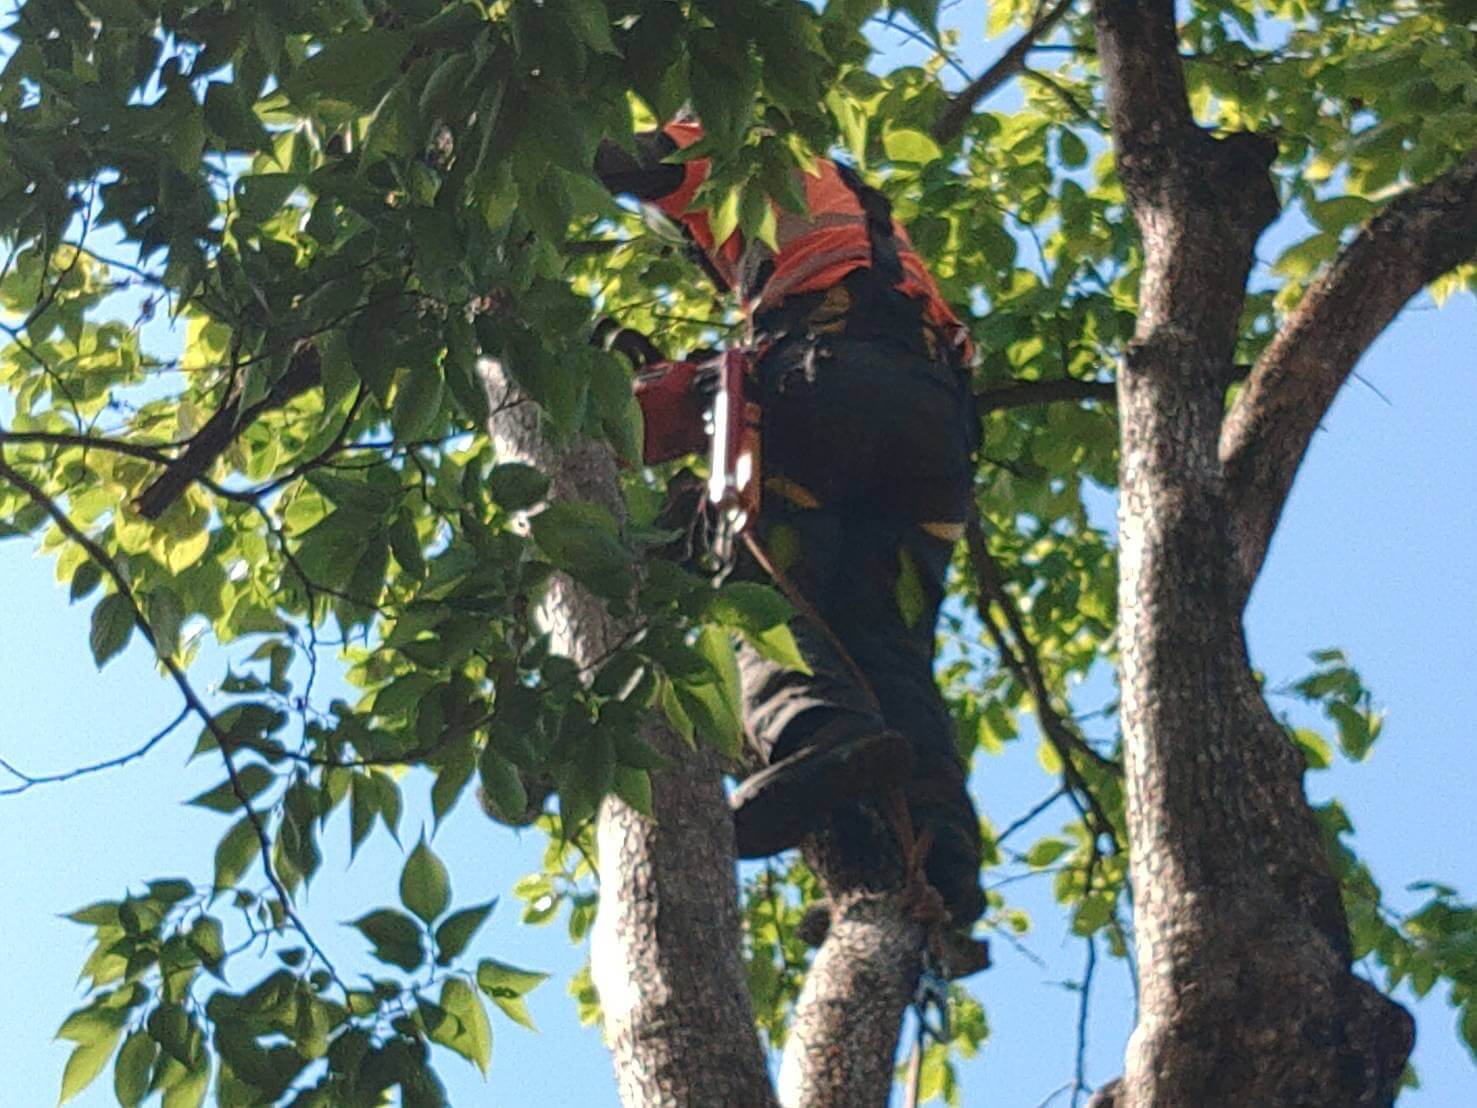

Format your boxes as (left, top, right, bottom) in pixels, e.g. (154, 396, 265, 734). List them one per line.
(134, 341, 322, 519)
(1094, 2, 1413, 1102)
(479, 360, 777, 1108)
(976, 377, 1115, 412)
(778, 886, 924, 1107)
(1220, 146, 1477, 598)
(932, 0, 1078, 145)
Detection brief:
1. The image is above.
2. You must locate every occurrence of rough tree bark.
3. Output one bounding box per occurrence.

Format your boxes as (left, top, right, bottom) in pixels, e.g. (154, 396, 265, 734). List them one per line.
(1093, 2, 1477, 1104)
(482, 362, 926, 1107)
(482, 361, 776, 1107)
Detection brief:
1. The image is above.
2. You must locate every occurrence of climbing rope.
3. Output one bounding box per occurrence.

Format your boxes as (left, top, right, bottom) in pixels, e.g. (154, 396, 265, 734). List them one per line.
(904, 954, 953, 1108)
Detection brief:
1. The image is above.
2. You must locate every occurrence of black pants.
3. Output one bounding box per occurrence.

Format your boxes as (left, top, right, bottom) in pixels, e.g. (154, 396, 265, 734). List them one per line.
(735, 326, 978, 818)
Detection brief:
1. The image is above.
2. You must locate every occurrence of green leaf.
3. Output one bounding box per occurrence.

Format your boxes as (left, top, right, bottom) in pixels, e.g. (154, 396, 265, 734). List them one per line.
(1289, 727, 1333, 771)
(477, 959, 548, 1031)
(1058, 129, 1089, 168)
(612, 766, 653, 816)
(286, 29, 409, 108)
(187, 916, 226, 975)
(883, 127, 941, 164)
(113, 1030, 156, 1107)
(203, 82, 270, 153)
(487, 463, 551, 512)
(1026, 838, 1071, 867)
(709, 186, 742, 247)
(426, 978, 493, 1073)
(160, 1055, 209, 1108)
(188, 764, 276, 813)
(350, 908, 424, 972)
(569, 0, 619, 54)
(478, 746, 528, 825)
(431, 743, 476, 825)
(213, 815, 263, 892)
(89, 592, 134, 668)
(747, 623, 811, 675)
(613, 729, 671, 772)
(145, 588, 185, 659)
(392, 367, 446, 442)
(530, 501, 633, 599)
(704, 581, 793, 632)
(388, 513, 426, 577)
(59, 1024, 123, 1103)
(69, 560, 103, 602)
(401, 835, 452, 924)
(895, 548, 927, 628)
(476, 958, 549, 998)
(434, 900, 498, 965)
(1072, 896, 1114, 936)
(672, 627, 744, 757)
(234, 174, 298, 223)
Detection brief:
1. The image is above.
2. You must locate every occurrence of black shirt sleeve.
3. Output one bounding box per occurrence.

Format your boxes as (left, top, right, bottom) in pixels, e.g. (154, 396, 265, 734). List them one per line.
(594, 131, 684, 200)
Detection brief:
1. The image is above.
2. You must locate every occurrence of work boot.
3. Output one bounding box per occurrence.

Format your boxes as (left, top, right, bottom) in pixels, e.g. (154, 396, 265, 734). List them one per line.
(730, 728, 914, 858)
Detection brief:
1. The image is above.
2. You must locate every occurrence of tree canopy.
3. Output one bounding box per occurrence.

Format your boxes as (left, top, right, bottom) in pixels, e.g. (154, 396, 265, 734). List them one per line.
(1, 0, 1475, 1105)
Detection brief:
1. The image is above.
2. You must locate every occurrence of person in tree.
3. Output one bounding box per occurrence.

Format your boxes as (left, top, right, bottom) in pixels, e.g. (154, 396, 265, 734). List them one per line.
(596, 118, 986, 937)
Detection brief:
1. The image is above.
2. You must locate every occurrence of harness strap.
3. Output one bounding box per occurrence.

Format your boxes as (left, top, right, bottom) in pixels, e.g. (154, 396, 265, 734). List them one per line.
(834, 162, 905, 290)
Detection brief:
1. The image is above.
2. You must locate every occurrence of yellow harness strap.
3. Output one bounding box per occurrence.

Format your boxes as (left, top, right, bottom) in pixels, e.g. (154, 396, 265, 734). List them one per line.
(920, 520, 965, 542)
(764, 476, 822, 510)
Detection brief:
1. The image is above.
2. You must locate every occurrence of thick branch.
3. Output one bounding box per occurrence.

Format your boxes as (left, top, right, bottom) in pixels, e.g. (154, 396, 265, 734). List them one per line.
(1094, 6, 1414, 1104)
(479, 360, 776, 1108)
(134, 342, 321, 519)
(976, 377, 1114, 412)
(1220, 147, 1477, 596)
(932, 0, 1077, 145)
(778, 887, 923, 1108)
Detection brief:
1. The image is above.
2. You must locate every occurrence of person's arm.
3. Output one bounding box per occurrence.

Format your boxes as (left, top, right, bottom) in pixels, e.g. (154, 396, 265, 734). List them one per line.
(594, 131, 684, 200)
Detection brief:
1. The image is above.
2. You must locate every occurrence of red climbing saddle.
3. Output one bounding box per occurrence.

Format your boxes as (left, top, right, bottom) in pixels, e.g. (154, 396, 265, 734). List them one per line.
(633, 348, 761, 530)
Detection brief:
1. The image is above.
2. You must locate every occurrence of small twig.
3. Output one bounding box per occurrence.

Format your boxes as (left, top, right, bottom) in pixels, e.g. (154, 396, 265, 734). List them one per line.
(1072, 935, 1097, 1106)
(0, 707, 190, 796)
(1022, 68, 1101, 128)
(1035, 1080, 1076, 1108)
(0, 454, 345, 991)
(995, 786, 1069, 847)
(0, 430, 173, 463)
(965, 514, 1122, 851)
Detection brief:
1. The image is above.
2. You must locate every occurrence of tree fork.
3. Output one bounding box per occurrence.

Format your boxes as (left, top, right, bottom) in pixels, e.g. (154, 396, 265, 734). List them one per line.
(480, 361, 929, 1107)
(1094, 1, 1413, 1104)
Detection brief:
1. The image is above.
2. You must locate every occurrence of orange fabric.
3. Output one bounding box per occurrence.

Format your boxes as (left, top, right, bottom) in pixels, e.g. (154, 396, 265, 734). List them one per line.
(647, 121, 970, 355)
(652, 122, 742, 288)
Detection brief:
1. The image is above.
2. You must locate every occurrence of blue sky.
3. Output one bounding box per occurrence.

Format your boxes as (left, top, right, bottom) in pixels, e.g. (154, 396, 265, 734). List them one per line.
(4, 3, 1476, 1106)
(5, 292, 1475, 1107)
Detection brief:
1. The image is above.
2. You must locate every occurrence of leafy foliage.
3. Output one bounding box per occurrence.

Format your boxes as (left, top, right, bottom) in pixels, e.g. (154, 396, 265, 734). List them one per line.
(1, 0, 1474, 1103)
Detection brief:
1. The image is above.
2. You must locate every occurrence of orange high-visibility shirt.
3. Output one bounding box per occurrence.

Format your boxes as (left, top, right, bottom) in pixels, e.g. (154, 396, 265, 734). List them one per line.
(651, 121, 971, 357)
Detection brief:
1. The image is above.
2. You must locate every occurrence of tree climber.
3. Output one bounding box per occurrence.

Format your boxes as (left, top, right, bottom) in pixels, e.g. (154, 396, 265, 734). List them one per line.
(596, 119, 986, 936)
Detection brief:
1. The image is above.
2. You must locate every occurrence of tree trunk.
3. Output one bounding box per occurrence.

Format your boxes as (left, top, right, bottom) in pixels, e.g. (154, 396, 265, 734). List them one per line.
(1093, 3, 1415, 1104)
(482, 361, 777, 1108)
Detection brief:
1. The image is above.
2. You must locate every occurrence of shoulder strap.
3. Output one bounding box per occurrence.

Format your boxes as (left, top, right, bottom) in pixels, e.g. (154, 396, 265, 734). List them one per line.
(833, 162, 904, 289)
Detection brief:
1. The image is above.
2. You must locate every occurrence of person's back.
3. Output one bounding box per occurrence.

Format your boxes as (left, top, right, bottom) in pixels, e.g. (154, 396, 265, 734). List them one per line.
(597, 121, 986, 938)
